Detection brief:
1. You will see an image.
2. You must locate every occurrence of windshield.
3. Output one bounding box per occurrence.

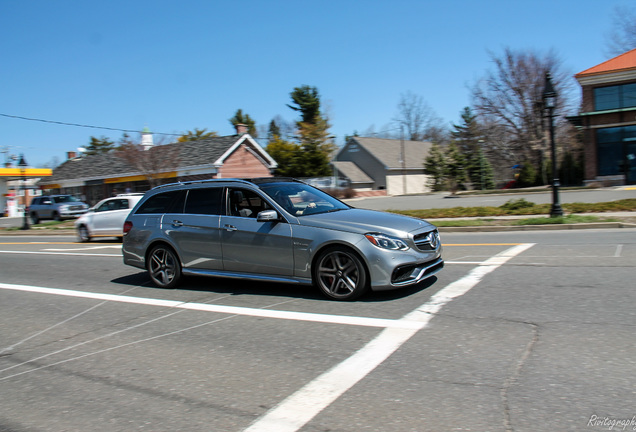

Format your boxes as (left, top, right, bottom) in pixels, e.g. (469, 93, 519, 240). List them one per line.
(259, 182, 350, 216)
(53, 196, 80, 203)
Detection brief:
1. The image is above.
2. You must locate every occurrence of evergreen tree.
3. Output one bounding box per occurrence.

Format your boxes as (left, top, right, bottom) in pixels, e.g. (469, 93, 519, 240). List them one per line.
(517, 161, 538, 187)
(445, 142, 467, 194)
(474, 148, 496, 190)
(267, 119, 281, 141)
(450, 107, 493, 189)
(85, 136, 115, 155)
(424, 142, 447, 191)
(266, 137, 302, 177)
(229, 109, 257, 137)
(288, 85, 321, 124)
(177, 128, 218, 142)
(286, 85, 334, 176)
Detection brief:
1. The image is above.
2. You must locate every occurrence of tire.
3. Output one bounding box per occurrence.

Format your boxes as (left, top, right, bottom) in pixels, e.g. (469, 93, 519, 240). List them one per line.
(314, 246, 369, 301)
(30, 213, 39, 224)
(147, 244, 182, 289)
(77, 225, 91, 242)
(53, 212, 61, 221)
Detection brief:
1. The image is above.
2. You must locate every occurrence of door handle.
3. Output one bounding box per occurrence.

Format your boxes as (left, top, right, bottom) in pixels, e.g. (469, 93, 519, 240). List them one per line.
(224, 224, 237, 231)
(172, 220, 183, 227)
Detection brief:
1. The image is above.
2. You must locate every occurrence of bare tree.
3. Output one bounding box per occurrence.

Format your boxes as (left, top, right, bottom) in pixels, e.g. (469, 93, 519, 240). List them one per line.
(471, 47, 576, 184)
(605, 5, 636, 57)
(115, 136, 181, 188)
(393, 91, 447, 142)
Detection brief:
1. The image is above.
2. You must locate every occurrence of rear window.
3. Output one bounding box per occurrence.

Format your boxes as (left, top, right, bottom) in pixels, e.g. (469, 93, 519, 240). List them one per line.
(135, 190, 185, 214)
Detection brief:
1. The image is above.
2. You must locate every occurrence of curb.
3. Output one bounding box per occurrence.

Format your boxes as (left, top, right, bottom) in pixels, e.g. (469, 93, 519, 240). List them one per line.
(438, 222, 636, 233)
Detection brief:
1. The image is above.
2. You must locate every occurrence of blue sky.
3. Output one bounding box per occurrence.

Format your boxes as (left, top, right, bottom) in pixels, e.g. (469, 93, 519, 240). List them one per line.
(1, 0, 634, 167)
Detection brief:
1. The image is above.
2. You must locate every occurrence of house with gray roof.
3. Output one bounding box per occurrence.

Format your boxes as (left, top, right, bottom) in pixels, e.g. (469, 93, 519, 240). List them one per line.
(39, 127, 277, 205)
(333, 136, 433, 195)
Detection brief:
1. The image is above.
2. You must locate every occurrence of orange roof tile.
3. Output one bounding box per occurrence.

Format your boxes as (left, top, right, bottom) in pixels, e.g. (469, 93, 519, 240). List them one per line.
(575, 48, 636, 77)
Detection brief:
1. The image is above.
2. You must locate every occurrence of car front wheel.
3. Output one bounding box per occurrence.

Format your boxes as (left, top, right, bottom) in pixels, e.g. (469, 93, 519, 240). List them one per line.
(147, 244, 182, 289)
(77, 225, 91, 242)
(314, 247, 369, 300)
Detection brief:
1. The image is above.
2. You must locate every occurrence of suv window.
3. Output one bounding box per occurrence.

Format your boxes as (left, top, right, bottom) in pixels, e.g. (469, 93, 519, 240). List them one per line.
(228, 188, 271, 218)
(136, 190, 185, 214)
(184, 188, 223, 215)
(96, 198, 129, 212)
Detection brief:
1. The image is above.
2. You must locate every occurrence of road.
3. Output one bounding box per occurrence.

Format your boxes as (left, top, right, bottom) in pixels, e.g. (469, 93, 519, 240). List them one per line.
(345, 186, 636, 211)
(1, 229, 634, 431)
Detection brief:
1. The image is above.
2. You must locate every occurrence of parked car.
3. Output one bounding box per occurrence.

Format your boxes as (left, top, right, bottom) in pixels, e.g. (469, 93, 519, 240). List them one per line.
(75, 193, 144, 242)
(122, 178, 443, 301)
(29, 195, 89, 224)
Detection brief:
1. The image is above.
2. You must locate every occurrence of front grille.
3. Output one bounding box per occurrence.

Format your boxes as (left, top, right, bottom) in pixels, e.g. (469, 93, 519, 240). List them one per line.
(414, 230, 440, 251)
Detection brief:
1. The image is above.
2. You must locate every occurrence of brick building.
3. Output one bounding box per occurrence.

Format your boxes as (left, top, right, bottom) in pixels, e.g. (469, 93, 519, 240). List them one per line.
(574, 48, 636, 185)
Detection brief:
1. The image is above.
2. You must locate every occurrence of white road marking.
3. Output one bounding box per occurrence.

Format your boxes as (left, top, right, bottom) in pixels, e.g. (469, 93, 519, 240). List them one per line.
(0, 250, 120, 257)
(43, 245, 121, 251)
(0, 283, 422, 329)
(243, 243, 535, 432)
(615, 244, 623, 257)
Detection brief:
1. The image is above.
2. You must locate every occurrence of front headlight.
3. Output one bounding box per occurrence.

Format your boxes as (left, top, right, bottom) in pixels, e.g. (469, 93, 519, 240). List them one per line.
(365, 233, 409, 251)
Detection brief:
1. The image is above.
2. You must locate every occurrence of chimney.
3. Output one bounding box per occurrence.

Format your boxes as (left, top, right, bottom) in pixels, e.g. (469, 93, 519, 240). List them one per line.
(67, 151, 77, 160)
(235, 123, 248, 135)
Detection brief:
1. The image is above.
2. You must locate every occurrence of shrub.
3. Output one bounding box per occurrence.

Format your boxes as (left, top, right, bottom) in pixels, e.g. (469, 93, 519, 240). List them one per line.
(499, 198, 535, 211)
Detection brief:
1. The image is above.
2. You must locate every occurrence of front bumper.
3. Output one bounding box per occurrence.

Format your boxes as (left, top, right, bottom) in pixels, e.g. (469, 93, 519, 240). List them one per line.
(362, 241, 443, 291)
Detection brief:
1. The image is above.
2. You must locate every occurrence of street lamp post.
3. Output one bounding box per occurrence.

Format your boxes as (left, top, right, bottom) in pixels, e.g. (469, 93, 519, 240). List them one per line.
(18, 154, 30, 230)
(543, 72, 564, 218)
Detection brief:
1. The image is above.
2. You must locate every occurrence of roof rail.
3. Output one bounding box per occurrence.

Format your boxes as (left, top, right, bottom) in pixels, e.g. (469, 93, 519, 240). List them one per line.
(149, 178, 254, 191)
(149, 177, 304, 191)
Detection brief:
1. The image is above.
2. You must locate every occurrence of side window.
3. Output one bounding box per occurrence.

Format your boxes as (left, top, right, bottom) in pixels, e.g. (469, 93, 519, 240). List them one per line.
(184, 188, 223, 215)
(95, 201, 112, 212)
(227, 188, 271, 218)
(135, 190, 184, 214)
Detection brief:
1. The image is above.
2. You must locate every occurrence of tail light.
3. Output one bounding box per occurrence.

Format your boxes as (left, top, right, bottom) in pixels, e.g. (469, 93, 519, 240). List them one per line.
(123, 221, 133, 234)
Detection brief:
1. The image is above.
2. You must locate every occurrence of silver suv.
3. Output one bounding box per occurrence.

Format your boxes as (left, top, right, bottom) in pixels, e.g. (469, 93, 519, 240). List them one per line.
(122, 178, 443, 300)
(28, 195, 89, 224)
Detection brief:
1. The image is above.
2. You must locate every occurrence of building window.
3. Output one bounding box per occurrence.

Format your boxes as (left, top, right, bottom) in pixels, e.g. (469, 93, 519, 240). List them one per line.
(594, 83, 636, 111)
(596, 126, 636, 176)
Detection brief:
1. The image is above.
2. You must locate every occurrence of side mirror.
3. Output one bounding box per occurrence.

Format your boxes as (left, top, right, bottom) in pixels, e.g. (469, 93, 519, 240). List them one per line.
(257, 210, 279, 222)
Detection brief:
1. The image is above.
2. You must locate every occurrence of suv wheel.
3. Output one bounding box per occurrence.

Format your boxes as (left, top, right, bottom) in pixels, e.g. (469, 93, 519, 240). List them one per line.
(147, 244, 182, 289)
(77, 225, 91, 242)
(314, 247, 369, 301)
(30, 213, 39, 224)
(53, 212, 61, 221)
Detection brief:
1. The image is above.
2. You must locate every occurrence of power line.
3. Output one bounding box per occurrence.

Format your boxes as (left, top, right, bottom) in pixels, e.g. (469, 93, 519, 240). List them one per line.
(0, 113, 183, 136)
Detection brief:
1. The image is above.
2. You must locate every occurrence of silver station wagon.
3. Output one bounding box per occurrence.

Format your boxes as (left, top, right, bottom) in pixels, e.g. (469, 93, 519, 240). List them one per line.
(122, 178, 443, 300)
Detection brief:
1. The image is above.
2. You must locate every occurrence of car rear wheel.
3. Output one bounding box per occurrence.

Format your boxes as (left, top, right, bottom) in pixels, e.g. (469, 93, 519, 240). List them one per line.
(147, 244, 182, 289)
(30, 213, 39, 224)
(77, 225, 91, 242)
(314, 247, 369, 300)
